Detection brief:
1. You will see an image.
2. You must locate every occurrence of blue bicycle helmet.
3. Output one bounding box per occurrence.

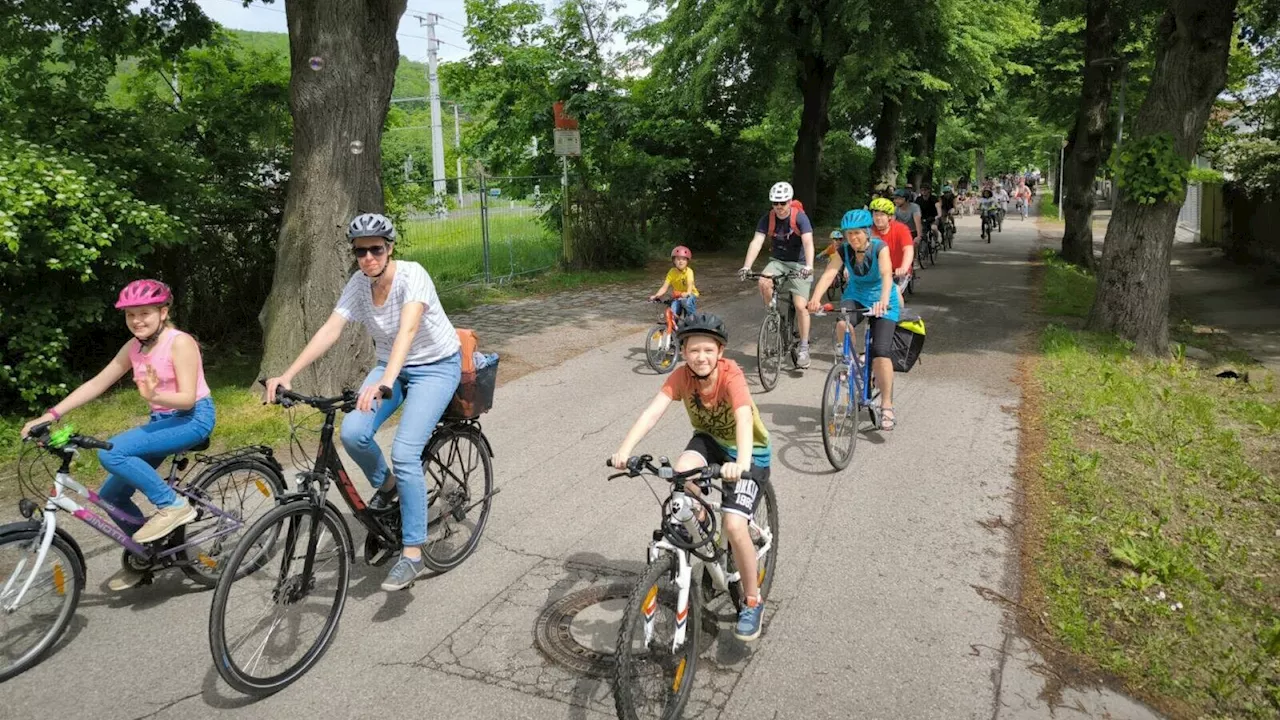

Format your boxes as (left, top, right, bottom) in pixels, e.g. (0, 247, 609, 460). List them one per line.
(840, 209, 873, 231)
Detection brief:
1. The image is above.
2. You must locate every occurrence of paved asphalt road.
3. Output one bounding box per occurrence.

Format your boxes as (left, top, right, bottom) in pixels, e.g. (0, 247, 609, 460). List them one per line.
(2, 212, 1160, 719)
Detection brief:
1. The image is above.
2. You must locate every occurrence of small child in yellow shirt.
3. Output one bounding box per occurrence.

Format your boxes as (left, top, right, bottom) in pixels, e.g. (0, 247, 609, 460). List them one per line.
(649, 245, 699, 317)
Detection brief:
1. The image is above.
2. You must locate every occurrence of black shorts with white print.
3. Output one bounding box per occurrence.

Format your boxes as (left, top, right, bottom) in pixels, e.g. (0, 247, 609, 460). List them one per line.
(683, 433, 771, 519)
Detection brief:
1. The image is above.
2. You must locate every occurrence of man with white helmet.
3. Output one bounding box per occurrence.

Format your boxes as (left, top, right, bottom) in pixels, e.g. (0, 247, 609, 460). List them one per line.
(739, 181, 816, 368)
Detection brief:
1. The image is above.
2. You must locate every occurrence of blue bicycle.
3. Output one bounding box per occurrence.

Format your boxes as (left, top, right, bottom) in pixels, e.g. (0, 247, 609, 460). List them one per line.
(815, 301, 884, 470)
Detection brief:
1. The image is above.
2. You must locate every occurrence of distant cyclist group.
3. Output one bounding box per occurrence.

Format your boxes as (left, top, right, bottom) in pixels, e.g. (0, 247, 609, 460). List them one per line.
(6, 169, 1031, 714)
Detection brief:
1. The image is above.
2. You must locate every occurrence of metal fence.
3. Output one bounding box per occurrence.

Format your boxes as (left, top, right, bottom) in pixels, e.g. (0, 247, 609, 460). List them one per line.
(397, 175, 563, 291)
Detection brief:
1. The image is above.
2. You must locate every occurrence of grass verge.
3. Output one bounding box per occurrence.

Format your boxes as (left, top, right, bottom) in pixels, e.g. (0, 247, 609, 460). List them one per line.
(1023, 250, 1280, 718)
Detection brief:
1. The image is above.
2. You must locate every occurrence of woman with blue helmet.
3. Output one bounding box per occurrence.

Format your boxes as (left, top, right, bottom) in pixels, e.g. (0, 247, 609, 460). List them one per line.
(807, 208, 903, 430)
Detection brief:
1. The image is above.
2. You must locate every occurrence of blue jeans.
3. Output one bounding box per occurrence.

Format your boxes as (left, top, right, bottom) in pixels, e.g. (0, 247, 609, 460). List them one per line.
(671, 296, 696, 318)
(339, 352, 462, 547)
(98, 396, 216, 534)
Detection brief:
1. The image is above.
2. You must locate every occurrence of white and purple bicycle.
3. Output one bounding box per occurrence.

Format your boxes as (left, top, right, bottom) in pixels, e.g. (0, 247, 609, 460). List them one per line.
(0, 422, 286, 682)
(608, 455, 778, 720)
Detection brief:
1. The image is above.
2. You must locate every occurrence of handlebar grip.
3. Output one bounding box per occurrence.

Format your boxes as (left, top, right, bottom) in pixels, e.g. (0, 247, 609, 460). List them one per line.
(378, 385, 393, 399)
(78, 436, 113, 451)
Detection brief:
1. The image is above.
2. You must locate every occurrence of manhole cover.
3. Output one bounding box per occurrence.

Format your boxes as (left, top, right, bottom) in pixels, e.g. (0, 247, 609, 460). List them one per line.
(534, 583, 633, 678)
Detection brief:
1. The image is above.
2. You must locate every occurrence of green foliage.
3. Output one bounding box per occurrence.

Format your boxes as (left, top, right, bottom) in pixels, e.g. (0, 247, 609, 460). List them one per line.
(1109, 133, 1189, 205)
(0, 137, 184, 408)
(1216, 137, 1280, 198)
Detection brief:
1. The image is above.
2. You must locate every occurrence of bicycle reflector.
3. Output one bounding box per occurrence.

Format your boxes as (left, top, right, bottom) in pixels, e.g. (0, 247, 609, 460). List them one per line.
(48, 425, 75, 448)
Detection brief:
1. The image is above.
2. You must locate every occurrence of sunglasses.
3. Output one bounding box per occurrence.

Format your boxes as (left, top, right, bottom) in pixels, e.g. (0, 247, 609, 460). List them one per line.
(352, 244, 389, 258)
(772, 202, 787, 207)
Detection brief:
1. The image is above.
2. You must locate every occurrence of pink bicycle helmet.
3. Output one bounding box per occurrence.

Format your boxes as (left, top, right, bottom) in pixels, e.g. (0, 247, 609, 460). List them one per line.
(115, 279, 172, 309)
(671, 246, 692, 259)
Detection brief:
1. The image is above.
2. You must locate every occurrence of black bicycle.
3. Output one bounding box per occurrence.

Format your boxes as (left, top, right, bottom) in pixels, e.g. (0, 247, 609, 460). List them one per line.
(208, 384, 497, 696)
(745, 270, 804, 391)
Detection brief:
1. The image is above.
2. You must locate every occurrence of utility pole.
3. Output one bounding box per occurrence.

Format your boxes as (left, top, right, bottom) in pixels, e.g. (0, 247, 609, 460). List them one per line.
(454, 103, 463, 208)
(1111, 59, 1126, 207)
(419, 13, 447, 198)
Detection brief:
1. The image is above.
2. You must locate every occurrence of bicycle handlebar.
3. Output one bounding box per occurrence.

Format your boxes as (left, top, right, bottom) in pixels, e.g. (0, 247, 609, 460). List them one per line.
(742, 271, 802, 282)
(604, 455, 754, 483)
(24, 422, 114, 451)
(258, 380, 390, 411)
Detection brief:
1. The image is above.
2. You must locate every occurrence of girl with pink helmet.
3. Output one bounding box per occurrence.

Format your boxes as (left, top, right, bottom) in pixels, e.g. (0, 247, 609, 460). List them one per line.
(21, 279, 215, 591)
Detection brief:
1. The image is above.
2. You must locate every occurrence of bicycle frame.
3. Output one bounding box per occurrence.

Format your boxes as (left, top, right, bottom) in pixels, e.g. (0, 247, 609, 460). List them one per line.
(836, 309, 877, 407)
(644, 490, 774, 652)
(3, 454, 242, 613)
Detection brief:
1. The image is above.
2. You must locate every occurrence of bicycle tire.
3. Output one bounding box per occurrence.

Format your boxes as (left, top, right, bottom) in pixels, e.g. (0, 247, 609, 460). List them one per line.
(644, 325, 678, 374)
(820, 363, 858, 470)
(209, 500, 351, 697)
(179, 456, 287, 588)
(420, 425, 494, 573)
(0, 526, 83, 682)
(613, 554, 701, 720)
(727, 480, 779, 613)
(757, 313, 781, 392)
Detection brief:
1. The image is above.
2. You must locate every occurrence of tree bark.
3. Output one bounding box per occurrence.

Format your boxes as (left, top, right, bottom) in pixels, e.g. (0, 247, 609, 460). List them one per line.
(975, 147, 985, 184)
(869, 94, 902, 192)
(907, 109, 938, 190)
(257, 0, 407, 392)
(790, 51, 838, 211)
(1060, 0, 1119, 269)
(1086, 0, 1238, 355)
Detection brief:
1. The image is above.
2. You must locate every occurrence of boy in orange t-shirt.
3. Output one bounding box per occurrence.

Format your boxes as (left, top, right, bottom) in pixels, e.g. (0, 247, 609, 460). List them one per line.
(610, 313, 773, 641)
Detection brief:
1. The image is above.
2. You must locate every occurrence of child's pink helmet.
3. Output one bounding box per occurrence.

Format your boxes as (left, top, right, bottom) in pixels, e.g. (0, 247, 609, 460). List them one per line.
(115, 279, 172, 309)
(671, 246, 692, 259)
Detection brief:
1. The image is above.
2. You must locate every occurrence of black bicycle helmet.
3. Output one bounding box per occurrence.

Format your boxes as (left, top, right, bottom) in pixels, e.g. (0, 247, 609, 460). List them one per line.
(676, 312, 728, 345)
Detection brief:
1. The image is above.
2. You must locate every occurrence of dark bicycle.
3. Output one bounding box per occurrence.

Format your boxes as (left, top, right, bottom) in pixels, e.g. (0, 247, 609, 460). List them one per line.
(208, 383, 497, 696)
(744, 270, 804, 391)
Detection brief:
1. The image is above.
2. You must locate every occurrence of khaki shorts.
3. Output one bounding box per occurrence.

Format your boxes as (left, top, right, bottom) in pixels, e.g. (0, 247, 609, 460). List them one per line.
(762, 259, 811, 302)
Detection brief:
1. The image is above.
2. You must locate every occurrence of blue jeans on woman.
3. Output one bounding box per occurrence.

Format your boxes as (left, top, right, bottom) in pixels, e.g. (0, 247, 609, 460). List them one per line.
(98, 396, 216, 534)
(339, 352, 462, 547)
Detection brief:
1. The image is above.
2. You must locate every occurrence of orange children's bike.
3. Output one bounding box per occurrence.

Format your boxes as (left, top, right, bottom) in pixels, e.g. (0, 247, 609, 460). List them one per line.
(644, 298, 684, 374)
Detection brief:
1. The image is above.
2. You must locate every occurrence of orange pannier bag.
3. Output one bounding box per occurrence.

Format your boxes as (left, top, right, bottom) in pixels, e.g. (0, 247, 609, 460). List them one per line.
(444, 328, 497, 420)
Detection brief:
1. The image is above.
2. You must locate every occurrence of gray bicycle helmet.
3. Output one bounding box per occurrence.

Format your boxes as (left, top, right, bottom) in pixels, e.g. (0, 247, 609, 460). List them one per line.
(347, 212, 397, 242)
(676, 312, 728, 345)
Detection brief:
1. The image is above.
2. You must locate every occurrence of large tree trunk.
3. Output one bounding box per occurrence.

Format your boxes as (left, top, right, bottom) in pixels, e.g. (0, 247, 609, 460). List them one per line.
(258, 0, 407, 393)
(907, 108, 937, 190)
(1086, 0, 1237, 355)
(790, 52, 838, 211)
(869, 94, 902, 192)
(975, 147, 985, 185)
(1060, 0, 1119, 269)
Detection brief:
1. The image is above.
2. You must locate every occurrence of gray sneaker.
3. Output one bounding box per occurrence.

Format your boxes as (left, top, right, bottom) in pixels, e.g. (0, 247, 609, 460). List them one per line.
(795, 346, 811, 369)
(380, 553, 426, 591)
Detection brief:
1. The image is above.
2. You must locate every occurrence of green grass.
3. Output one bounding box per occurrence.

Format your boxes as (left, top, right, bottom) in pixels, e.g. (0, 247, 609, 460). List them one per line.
(438, 266, 648, 313)
(1038, 196, 1061, 222)
(1029, 257, 1280, 718)
(1042, 249, 1096, 318)
(399, 210, 561, 288)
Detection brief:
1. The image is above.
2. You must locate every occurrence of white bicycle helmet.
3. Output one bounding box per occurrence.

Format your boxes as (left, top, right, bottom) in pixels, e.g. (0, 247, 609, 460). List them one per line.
(347, 212, 397, 242)
(768, 181, 794, 203)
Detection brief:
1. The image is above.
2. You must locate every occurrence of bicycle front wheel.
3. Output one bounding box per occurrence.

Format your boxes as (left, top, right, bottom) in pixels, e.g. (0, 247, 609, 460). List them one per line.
(644, 325, 678, 374)
(614, 554, 702, 720)
(209, 500, 351, 697)
(821, 362, 859, 470)
(421, 424, 494, 573)
(756, 313, 782, 391)
(0, 526, 83, 682)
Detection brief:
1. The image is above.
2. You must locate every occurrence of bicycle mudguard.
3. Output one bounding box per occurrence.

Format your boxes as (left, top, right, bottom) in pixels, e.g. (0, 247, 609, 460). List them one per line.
(0, 521, 87, 582)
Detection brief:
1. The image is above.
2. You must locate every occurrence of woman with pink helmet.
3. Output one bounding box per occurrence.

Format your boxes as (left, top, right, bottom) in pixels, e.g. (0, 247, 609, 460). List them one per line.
(20, 279, 216, 591)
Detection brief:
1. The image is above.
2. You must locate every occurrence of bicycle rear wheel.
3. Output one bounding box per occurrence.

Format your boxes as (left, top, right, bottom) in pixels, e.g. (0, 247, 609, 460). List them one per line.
(613, 554, 702, 720)
(420, 425, 494, 573)
(209, 500, 351, 697)
(179, 456, 287, 588)
(0, 526, 83, 682)
(644, 325, 678, 374)
(820, 362, 858, 470)
(756, 313, 782, 391)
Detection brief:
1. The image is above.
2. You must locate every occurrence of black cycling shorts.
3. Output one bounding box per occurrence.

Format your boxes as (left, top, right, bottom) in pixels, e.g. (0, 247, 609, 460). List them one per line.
(683, 433, 771, 520)
(839, 300, 897, 360)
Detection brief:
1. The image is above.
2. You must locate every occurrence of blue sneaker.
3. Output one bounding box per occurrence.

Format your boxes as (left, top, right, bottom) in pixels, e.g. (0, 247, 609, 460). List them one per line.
(380, 553, 426, 591)
(734, 598, 764, 641)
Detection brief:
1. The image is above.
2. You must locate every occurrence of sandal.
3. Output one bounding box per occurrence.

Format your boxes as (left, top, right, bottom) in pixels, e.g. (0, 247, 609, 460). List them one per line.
(881, 407, 896, 431)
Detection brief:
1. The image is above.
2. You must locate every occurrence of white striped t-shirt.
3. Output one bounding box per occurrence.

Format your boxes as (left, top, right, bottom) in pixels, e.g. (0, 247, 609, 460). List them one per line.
(334, 261, 461, 366)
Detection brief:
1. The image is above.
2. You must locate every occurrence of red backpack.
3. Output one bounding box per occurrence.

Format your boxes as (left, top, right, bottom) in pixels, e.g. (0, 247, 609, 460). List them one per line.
(766, 199, 805, 238)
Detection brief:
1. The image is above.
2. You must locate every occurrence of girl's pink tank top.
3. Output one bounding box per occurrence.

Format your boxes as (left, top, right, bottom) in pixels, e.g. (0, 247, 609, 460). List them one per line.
(129, 328, 211, 412)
